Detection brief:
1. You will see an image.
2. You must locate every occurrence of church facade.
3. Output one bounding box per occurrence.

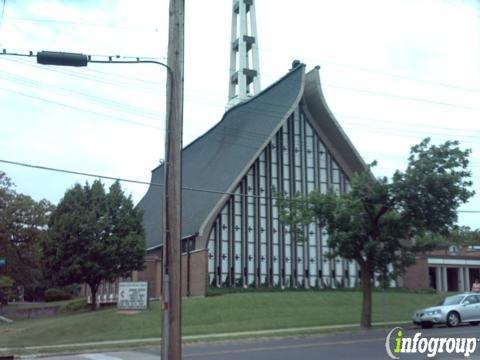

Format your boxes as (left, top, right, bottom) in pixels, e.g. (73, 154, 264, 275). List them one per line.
(137, 63, 370, 296)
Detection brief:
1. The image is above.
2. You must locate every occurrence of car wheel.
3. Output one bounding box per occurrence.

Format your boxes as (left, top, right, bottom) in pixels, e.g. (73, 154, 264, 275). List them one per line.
(447, 312, 460, 327)
(469, 321, 479, 326)
(421, 323, 433, 329)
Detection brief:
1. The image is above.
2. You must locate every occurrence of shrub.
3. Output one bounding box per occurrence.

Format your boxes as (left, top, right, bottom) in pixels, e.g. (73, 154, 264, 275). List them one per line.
(0, 276, 15, 304)
(44, 288, 72, 302)
(62, 298, 88, 312)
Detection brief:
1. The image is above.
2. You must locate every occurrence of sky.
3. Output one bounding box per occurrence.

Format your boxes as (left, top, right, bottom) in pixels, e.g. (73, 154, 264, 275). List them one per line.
(0, 0, 479, 229)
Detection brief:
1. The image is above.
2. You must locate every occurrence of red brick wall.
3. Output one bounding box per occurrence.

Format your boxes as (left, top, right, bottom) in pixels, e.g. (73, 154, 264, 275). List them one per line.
(137, 248, 208, 298)
(403, 257, 429, 290)
(181, 249, 208, 297)
(137, 248, 162, 298)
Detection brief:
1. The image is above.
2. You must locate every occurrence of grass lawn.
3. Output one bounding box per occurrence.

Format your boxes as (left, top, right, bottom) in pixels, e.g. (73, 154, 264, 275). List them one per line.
(0, 289, 444, 349)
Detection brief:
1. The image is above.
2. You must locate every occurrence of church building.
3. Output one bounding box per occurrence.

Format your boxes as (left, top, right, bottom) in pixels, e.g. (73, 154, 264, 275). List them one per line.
(136, 0, 369, 297)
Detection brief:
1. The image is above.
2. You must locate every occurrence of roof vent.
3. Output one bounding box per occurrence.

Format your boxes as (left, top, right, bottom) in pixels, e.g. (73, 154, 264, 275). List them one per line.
(291, 60, 302, 70)
(448, 245, 459, 255)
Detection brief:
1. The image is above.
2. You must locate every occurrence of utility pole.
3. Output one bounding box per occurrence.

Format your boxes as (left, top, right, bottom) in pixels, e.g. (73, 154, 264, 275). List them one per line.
(162, 0, 184, 359)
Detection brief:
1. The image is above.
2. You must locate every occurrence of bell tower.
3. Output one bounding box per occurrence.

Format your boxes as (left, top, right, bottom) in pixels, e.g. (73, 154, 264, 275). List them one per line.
(227, 0, 261, 108)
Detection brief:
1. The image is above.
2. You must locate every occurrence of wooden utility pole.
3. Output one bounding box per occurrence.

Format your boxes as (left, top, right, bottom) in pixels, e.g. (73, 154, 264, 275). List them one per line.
(162, 0, 184, 359)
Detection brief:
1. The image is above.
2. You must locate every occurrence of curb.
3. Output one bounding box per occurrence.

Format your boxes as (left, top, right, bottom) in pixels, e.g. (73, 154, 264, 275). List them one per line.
(0, 320, 411, 354)
(0, 316, 13, 324)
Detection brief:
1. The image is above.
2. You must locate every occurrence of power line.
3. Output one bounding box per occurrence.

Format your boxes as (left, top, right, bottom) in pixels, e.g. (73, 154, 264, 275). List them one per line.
(2, 51, 480, 114)
(260, 49, 480, 94)
(1, 56, 166, 92)
(2, 77, 479, 167)
(2, 63, 479, 146)
(0, 158, 273, 200)
(1, 0, 6, 19)
(1, 158, 478, 212)
(318, 60, 480, 94)
(336, 113, 480, 134)
(4, 59, 479, 144)
(2, 73, 479, 167)
(324, 83, 480, 112)
(2, 16, 160, 32)
(0, 70, 164, 120)
(0, 86, 163, 131)
(1, 50, 480, 166)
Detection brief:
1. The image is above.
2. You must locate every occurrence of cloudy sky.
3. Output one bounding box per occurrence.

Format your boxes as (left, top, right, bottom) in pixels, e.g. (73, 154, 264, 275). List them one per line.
(0, 0, 479, 229)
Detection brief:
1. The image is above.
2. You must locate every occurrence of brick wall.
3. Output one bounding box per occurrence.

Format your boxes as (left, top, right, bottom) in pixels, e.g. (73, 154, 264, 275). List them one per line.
(137, 248, 208, 298)
(137, 248, 162, 298)
(403, 257, 429, 290)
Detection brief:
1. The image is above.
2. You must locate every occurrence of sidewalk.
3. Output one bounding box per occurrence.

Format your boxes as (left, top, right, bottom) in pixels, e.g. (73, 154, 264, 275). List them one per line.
(0, 320, 411, 354)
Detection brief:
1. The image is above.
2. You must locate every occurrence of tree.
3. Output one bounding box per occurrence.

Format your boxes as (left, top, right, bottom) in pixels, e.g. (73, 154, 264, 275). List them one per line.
(44, 180, 145, 310)
(415, 226, 480, 253)
(279, 138, 474, 328)
(0, 171, 53, 300)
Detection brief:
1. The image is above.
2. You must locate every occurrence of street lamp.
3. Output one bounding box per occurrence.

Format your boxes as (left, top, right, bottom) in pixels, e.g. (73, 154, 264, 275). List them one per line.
(33, 49, 182, 359)
(1, 46, 183, 358)
(37, 51, 88, 67)
(36, 51, 173, 76)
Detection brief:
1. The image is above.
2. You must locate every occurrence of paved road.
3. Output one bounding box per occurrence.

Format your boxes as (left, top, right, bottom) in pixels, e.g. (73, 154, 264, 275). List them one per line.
(29, 325, 480, 359)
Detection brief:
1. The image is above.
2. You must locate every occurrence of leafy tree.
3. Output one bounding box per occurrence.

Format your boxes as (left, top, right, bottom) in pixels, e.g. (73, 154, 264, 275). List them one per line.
(0, 171, 53, 300)
(44, 180, 145, 310)
(415, 226, 480, 253)
(279, 139, 474, 328)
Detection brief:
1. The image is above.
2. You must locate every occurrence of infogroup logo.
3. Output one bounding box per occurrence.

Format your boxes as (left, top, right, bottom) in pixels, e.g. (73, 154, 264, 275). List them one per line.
(385, 327, 478, 359)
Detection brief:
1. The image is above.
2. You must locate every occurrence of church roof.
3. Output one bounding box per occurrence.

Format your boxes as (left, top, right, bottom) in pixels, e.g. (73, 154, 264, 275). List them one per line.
(138, 63, 367, 250)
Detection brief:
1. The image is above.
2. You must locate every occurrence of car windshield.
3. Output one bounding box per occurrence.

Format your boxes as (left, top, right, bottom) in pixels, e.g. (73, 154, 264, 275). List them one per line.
(437, 295, 464, 306)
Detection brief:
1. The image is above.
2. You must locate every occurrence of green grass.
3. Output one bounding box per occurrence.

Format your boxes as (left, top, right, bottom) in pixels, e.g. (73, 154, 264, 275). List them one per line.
(0, 290, 445, 349)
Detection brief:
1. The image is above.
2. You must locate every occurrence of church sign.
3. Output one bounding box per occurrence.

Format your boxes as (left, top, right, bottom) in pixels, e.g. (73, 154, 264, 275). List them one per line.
(118, 281, 149, 310)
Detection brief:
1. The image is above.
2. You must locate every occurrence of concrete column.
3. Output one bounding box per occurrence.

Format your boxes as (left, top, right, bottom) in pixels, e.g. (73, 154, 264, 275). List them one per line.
(442, 266, 448, 292)
(465, 267, 471, 292)
(459, 267, 465, 292)
(435, 266, 442, 292)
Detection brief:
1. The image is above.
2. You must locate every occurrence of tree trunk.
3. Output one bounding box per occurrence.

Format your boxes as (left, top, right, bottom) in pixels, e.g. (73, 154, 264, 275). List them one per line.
(89, 283, 99, 311)
(360, 261, 372, 328)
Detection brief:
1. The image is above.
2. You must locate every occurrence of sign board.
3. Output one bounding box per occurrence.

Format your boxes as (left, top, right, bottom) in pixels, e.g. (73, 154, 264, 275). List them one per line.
(117, 281, 149, 310)
(0, 257, 5, 267)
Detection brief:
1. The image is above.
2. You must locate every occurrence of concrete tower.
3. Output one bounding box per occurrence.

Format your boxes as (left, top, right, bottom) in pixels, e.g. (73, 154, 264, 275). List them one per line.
(227, 0, 261, 108)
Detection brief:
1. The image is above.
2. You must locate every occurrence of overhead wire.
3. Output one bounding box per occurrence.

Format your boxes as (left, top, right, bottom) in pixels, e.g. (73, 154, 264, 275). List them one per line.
(2, 16, 160, 32)
(0, 70, 164, 120)
(0, 86, 163, 131)
(1, 73, 479, 171)
(1, 68, 479, 167)
(1, 51, 480, 169)
(13, 53, 478, 116)
(3, 13, 480, 95)
(1, 158, 478, 214)
(1, 56, 164, 92)
(2, 52, 480, 115)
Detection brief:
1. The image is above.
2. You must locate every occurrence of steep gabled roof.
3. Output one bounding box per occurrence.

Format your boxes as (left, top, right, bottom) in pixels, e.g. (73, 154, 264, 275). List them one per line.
(303, 67, 368, 179)
(138, 64, 306, 250)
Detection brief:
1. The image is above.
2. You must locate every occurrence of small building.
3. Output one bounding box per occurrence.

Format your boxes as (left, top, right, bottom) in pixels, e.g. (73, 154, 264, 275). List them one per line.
(403, 247, 480, 292)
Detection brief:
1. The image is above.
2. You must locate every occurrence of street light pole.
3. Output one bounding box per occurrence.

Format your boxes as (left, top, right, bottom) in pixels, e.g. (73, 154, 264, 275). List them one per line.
(24, 40, 185, 358)
(3, 36, 186, 358)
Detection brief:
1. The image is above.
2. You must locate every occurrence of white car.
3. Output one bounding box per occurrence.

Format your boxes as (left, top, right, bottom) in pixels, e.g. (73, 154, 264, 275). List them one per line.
(412, 293, 480, 328)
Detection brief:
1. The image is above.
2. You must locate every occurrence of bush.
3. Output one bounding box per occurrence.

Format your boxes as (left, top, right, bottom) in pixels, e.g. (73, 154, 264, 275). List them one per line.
(0, 276, 15, 304)
(62, 298, 88, 313)
(44, 288, 72, 302)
